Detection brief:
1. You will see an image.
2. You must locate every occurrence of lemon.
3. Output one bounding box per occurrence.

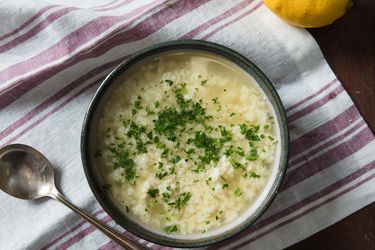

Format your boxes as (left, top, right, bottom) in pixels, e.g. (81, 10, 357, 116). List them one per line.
(263, 0, 352, 28)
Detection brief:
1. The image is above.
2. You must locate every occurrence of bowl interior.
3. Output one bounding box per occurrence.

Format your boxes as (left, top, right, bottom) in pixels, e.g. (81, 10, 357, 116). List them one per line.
(81, 41, 289, 248)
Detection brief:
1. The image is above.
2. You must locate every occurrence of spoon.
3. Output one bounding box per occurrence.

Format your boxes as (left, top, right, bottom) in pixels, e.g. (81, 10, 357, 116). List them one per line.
(0, 144, 146, 250)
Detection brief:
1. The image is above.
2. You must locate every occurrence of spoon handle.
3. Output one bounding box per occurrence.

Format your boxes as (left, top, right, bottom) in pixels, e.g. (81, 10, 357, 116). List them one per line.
(51, 191, 147, 250)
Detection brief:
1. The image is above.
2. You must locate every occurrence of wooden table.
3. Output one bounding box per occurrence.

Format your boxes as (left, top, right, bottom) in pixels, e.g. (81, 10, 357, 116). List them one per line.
(287, 0, 375, 249)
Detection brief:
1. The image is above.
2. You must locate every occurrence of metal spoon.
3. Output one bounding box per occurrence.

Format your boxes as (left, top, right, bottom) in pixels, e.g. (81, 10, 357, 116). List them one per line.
(0, 144, 146, 250)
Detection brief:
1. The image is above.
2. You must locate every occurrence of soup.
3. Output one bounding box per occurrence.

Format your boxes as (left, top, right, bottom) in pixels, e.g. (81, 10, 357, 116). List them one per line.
(95, 52, 278, 235)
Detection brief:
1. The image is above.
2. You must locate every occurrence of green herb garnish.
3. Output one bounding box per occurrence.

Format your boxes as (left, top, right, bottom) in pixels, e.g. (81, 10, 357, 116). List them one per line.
(164, 224, 178, 234)
(147, 188, 159, 198)
(165, 79, 174, 86)
(234, 188, 242, 196)
(249, 171, 261, 178)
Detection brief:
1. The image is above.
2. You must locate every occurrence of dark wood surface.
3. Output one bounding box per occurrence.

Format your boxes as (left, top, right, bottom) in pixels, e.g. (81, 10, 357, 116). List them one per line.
(287, 0, 375, 249)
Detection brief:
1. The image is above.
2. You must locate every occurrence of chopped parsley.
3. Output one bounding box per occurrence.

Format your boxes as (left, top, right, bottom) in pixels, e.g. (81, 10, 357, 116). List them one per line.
(212, 97, 219, 104)
(234, 188, 242, 196)
(134, 96, 142, 109)
(147, 188, 159, 198)
(168, 192, 192, 210)
(164, 224, 178, 234)
(246, 147, 259, 161)
(249, 171, 261, 178)
(165, 79, 174, 86)
(112, 151, 135, 181)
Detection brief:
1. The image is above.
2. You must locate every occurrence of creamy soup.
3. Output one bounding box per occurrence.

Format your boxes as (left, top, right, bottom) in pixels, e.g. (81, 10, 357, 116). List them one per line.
(95, 52, 278, 235)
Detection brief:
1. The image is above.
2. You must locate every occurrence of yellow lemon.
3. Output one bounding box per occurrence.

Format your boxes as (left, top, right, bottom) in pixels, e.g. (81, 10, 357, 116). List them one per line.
(263, 0, 352, 28)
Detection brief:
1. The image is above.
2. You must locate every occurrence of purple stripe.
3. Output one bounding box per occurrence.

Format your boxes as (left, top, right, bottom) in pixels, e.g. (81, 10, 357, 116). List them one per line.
(0, 57, 124, 141)
(55, 215, 113, 250)
(0, 5, 58, 41)
(0, 7, 77, 54)
(180, 0, 253, 39)
(0, 0, 123, 42)
(2, 77, 103, 146)
(0, 0, 206, 108)
(285, 79, 338, 113)
(0, 0, 158, 97)
(208, 160, 375, 249)
(41, 209, 105, 250)
(232, 171, 375, 249)
(288, 84, 345, 123)
(289, 105, 360, 156)
(98, 240, 123, 250)
(0, 0, 141, 82)
(202, 1, 263, 40)
(58, 221, 140, 250)
(289, 119, 365, 168)
(97, 232, 143, 250)
(0, 0, 131, 54)
(283, 127, 374, 190)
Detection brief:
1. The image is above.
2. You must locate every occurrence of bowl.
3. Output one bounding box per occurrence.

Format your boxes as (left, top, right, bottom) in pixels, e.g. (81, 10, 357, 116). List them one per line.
(81, 40, 289, 248)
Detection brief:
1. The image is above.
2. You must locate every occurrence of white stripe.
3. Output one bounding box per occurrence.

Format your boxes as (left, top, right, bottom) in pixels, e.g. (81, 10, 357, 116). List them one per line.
(286, 80, 340, 116)
(194, 0, 262, 39)
(67, 218, 119, 250)
(289, 90, 352, 140)
(289, 117, 363, 162)
(0, 1, 53, 36)
(0, 0, 152, 73)
(0, 5, 64, 46)
(34, 0, 118, 10)
(146, 242, 155, 247)
(287, 123, 367, 172)
(46, 212, 108, 250)
(0, 69, 109, 144)
(255, 5, 338, 111)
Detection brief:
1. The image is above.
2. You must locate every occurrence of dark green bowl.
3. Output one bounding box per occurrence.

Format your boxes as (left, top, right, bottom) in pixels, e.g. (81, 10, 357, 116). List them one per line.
(81, 40, 289, 248)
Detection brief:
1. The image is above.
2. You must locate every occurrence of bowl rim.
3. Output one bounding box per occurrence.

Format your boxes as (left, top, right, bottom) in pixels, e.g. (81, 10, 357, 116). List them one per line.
(81, 40, 289, 248)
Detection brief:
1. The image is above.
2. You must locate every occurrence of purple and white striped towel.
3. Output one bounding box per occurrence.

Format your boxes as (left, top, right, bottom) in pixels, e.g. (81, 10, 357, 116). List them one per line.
(0, 0, 374, 249)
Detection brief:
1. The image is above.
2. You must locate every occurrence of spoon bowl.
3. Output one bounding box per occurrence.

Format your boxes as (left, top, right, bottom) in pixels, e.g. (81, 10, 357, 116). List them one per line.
(0, 144, 55, 200)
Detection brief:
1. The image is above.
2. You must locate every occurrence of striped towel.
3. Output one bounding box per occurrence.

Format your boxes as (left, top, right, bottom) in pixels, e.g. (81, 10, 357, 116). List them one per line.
(0, 0, 374, 249)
